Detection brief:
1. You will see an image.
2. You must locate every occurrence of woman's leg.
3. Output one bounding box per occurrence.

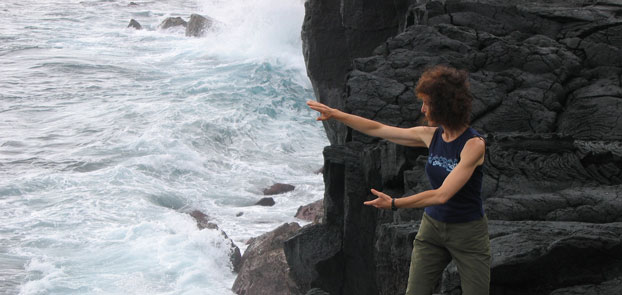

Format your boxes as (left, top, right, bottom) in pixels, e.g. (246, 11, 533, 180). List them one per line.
(446, 216, 491, 295)
(406, 214, 452, 295)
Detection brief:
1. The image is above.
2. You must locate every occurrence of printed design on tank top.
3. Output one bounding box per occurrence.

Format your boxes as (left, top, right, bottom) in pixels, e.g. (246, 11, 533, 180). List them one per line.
(427, 153, 458, 173)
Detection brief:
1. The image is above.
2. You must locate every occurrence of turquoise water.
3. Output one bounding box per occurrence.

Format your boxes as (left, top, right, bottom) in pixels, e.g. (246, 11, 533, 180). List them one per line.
(0, 1, 327, 294)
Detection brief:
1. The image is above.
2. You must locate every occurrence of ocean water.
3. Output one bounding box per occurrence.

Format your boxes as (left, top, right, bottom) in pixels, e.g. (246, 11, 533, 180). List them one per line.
(0, 1, 327, 294)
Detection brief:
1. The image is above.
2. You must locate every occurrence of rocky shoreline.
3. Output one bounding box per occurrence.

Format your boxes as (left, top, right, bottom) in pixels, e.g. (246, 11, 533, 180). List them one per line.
(232, 1, 622, 295)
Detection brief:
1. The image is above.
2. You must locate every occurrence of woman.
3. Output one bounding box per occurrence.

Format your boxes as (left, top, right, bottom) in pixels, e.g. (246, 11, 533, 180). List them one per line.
(307, 65, 490, 295)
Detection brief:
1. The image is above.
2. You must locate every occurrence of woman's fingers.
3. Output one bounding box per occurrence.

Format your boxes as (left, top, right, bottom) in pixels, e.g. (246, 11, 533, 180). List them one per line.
(371, 189, 391, 200)
(307, 100, 332, 121)
(365, 189, 392, 209)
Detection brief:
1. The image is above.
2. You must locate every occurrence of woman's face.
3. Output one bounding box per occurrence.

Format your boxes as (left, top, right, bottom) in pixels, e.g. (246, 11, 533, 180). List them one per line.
(419, 93, 434, 125)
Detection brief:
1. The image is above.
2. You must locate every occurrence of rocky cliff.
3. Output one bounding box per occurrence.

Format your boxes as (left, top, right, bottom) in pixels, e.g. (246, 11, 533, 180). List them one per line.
(285, 0, 622, 294)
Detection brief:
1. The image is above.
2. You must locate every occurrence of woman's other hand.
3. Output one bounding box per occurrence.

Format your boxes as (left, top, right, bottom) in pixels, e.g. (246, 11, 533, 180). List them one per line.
(364, 189, 393, 209)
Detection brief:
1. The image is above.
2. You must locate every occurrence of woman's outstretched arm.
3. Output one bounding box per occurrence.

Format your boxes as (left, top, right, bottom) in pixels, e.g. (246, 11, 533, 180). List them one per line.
(307, 100, 434, 147)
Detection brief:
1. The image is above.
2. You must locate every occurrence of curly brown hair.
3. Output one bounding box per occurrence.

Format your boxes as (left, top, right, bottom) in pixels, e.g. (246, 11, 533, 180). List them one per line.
(415, 65, 473, 130)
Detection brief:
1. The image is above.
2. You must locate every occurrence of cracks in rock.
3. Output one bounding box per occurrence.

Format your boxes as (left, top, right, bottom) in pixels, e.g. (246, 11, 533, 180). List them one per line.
(552, 71, 583, 133)
(475, 29, 484, 51)
(471, 96, 503, 129)
(577, 22, 622, 40)
(443, 2, 454, 26)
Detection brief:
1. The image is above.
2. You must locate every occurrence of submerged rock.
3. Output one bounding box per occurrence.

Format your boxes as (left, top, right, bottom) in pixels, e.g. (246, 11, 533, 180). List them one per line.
(263, 183, 295, 195)
(315, 166, 324, 174)
(255, 197, 275, 206)
(159, 16, 187, 29)
(232, 222, 302, 295)
(127, 19, 142, 30)
(187, 210, 242, 272)
(185, 13, 214, 37)
(189, 210, 219, 230)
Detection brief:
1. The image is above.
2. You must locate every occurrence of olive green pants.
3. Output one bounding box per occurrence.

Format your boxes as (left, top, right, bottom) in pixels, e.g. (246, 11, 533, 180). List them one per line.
(405, 213, 491, 295)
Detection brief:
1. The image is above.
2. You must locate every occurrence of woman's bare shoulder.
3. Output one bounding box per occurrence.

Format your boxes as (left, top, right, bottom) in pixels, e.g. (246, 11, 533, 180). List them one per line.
(407, 126, 437, 147)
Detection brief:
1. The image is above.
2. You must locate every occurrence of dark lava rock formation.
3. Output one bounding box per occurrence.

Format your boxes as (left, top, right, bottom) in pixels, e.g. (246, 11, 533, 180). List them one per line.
(285, 0, 622, 295)
(232, 223, 301, 295)
(185, 13, 214, 37)
(159, 16, 187, 30)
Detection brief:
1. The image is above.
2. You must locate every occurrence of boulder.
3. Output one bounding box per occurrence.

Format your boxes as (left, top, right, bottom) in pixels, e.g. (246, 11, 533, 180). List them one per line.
(284, 223, 343, 295)
(127, 19, 142, 30)
(263, 183, 295, 195)
(188, 210, 242, 272)
(185, 13, 214, 37)
(159, 16, 187, 29)
(295, 199, 324, 223)
(254, 197, 275, 206)
(232, 222, 302, 295)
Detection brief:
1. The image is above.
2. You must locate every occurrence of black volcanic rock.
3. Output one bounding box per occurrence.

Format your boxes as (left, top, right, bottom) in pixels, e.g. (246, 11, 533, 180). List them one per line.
(254, 197, 275, 206)
(127, 19, 142, 30)
(549, 277, 622, 295)
(302, 0, 408, 145)
(375, 220, 622, 295)
(159, 16, 187, 29)
(263, 183, 295, 195)
(233, 223, 301, 295)
(289, 0, 622, 294)
(284, 223, 343, 295)
(185, 14, 214, 37)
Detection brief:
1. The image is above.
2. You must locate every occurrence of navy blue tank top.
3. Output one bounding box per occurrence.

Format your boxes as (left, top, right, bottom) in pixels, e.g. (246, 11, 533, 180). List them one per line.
(424, 126, 484, 223)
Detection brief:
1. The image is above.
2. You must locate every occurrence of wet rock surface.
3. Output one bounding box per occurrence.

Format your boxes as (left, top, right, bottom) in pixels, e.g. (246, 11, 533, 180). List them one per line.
(127, 19, 142, 30)
(185, 13, 214, 37)
(187, 210, 242, 272)
(159, 16, 187, 29)
(232, 222, 301, 295)
(287, 0, 622, 294)
(295, 199, 324, 223)
(263, 183, 295, 195)
(254, 197, 275, 206)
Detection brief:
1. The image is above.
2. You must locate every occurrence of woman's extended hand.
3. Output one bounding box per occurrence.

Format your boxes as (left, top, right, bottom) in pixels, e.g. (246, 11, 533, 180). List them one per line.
(364, 189, 393, 209)
(307, 100, 338, 121)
